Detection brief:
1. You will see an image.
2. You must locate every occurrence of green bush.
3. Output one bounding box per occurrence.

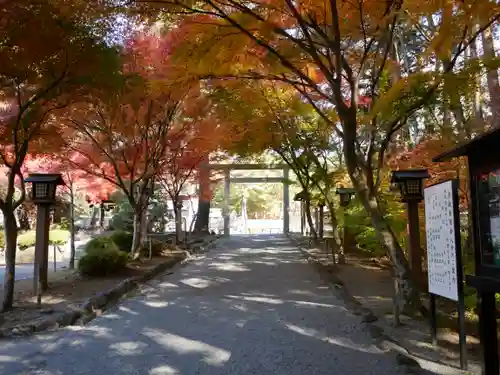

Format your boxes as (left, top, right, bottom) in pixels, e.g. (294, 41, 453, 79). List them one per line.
(84, 236, 119, 254)
(110, 230, 133, 253)
(17, 230, 69, 250)
(0, 230, 4, 249)
(78, 237, 128, 276)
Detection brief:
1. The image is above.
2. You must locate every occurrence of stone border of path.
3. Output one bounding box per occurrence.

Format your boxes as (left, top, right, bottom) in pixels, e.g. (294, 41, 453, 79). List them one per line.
(0, 235, 219, 339)
(287, 234, 447, 375)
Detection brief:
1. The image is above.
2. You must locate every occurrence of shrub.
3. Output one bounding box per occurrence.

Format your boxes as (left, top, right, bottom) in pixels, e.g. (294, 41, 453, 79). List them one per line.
(0, 231, 4, 249)
(84, 236, 119, 254)
(110, 230, 133, 253)
(78, 237, 128, 276)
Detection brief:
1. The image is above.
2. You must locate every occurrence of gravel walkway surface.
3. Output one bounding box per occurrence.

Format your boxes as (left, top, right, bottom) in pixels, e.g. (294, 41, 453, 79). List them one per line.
(0, 235, 424, 375)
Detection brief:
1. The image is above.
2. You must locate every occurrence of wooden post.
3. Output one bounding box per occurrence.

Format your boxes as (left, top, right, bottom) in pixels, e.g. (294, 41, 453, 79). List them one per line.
(407, 200, 423, 285)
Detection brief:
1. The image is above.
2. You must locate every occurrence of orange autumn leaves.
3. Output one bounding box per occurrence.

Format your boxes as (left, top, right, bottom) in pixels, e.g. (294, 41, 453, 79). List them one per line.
(60, 31, 222, 190)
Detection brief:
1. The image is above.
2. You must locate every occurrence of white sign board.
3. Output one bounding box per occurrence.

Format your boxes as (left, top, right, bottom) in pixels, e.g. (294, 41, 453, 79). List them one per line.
(424, 180, 459, 301)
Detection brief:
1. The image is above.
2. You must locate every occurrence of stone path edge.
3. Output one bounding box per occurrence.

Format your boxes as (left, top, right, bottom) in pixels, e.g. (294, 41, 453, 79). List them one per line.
(287, 234, 428, 375)
(0, 235, 219, 340)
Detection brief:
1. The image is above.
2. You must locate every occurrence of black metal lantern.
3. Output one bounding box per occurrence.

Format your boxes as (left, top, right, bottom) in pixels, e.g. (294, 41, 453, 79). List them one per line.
(390, 169, 429, 202)
(101, 199, 115, 212)
(25, 174, 64, 204)
(336, 187, 356, 207)
(293, 190, 309, 202)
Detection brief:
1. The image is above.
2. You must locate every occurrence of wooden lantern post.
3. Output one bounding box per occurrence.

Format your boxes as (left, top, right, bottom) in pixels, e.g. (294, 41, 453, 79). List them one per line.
(24, 173, 64, 305)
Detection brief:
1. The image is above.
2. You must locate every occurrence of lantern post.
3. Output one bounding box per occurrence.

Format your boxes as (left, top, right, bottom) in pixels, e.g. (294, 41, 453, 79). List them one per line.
(318, 199, 325, 239)
(24, 173, 64, 304)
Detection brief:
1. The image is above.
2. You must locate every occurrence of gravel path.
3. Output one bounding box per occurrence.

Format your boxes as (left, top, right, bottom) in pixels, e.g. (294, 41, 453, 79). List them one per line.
(0, 235, 422, 375)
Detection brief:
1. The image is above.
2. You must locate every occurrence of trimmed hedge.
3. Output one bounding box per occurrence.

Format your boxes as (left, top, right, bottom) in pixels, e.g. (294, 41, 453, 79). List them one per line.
(78, 237, 128, 277)
(17, 229, 69, 250)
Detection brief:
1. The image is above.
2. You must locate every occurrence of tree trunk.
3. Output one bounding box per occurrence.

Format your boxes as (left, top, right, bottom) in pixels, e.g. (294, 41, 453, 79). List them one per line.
(89, 206, 98, 228)
(343, 117, 422, 314)
(194, 201, 210, 232)
(174, 200, 183, 243)
(304, 199, 317, 239)
(2, 209, 18, 311)
(131, 207, 143, 257)
(69, 188, 76, 270)
(482, 26, 500, 126)
(99, 203, 105, 228)
(194, 156, 211, 233)
(326, 201, 343, 260)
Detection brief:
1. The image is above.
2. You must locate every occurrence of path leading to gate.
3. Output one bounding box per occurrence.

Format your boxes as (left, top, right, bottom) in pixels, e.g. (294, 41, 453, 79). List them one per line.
(0, 235, 420, 375)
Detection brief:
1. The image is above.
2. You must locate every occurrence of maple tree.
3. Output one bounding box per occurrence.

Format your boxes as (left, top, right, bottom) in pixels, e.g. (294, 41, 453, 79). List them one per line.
(62, 31, 203, 254)
(133, 0, 500, 312)
(158, 130, 207, 241)
(0, 0, 122, 310)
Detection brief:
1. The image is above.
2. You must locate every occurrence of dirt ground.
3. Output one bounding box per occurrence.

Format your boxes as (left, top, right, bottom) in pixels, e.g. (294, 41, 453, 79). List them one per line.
(0, 251, 185, 330)
(292, 234, 484, 373)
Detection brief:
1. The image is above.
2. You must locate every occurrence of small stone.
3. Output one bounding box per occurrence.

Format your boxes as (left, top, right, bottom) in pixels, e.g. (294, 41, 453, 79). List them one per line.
(39, 308, 54, 315)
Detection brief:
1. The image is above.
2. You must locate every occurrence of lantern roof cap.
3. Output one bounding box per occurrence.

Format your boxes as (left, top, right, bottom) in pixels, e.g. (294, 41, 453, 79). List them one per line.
(432, 127, 500, 162)
(336, 187, 356, 195)
(391, 169, 429, 183)
(24, 173, 65, 186)
(293, 190, 309, 201)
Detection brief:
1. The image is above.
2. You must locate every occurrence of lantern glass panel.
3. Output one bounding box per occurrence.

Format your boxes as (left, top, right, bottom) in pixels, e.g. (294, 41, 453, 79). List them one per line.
(48, 184, 56, 200)
(34, 182, 49, 199)
(477, 168, 500, 266)
(406, 179, 422, 196)
(339, 193, 351, 207)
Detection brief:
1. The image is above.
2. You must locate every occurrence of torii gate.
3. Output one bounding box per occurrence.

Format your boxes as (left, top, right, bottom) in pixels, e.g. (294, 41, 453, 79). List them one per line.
(206, 164, 290, 236)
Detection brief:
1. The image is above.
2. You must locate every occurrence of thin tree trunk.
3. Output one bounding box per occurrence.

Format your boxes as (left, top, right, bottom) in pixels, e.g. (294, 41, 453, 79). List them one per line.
(482, 25, 500, 126)
(131, 207, 143, 257)
(99, 203, 105, 228)
(174, 199, 182, 243)
(468, 34, 484, 125)
(89, 206, 98, 228)
(2, 209, 18, 311)
(304, 199, 317, 239)
(69, 188, 76, 269)
(194, 156, 211, 232)
(326, 201, 343, 260)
